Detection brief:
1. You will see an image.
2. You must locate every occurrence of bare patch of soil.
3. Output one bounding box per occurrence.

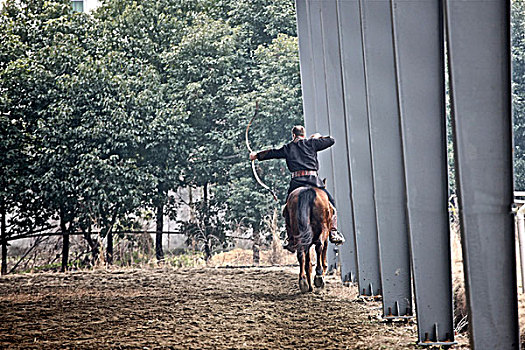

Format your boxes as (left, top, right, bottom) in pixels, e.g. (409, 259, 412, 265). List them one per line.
(0, 267, 470, 349)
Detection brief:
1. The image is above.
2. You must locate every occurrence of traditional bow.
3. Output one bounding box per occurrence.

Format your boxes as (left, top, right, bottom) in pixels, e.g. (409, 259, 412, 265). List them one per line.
(245, 102, 278, 202)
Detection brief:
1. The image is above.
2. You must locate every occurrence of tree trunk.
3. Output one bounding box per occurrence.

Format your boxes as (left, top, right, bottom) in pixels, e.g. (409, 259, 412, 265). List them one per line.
(1, 199, 7, 275)
(204, 240, 211, 262)
(269, 207, 283, 265)
(106, 230, 113, 265)
(104, 207, 119, 265)
(156, 202, 164, 261)
(189, 187, 195, 223)
(253, 230, 260, 266)
(59, 209, 69, 273)
(82, 225, 99, 265)
(203, 183, 210, 262)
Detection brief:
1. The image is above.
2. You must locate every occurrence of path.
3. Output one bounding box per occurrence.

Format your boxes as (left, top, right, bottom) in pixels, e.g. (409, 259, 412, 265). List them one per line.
(0, 267, 469, 349)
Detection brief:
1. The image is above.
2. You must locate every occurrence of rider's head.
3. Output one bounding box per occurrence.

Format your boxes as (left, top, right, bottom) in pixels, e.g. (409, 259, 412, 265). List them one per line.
(292, 125, 306, 141)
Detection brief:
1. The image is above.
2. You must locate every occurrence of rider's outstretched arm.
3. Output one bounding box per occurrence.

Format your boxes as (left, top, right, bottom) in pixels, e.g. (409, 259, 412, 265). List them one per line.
(309, 136, 335, 152)
(251, 146, 286, 161)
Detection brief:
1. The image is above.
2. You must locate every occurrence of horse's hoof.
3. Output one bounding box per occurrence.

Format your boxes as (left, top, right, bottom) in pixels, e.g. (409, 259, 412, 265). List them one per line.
(299, 279, 310, 293)
(314, 275, 325, 289)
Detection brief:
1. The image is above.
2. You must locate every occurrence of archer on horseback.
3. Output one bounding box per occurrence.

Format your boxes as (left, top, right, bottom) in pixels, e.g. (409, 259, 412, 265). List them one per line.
(249, 125, 345, 252)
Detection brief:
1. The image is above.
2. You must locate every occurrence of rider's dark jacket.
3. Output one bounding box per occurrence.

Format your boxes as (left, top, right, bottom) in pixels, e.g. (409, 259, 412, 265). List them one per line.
(256, 136, 335, 198)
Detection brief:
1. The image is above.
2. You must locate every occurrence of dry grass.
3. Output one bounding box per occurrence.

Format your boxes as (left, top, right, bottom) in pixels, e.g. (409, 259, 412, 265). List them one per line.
(516, 231, 525, 347)
(451, 224, 469, 335)
(451, 217, 525, 348)
(209, 248, 297, 267)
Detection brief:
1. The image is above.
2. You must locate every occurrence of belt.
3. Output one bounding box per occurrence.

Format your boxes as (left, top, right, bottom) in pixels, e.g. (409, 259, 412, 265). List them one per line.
(292, 170, 318, 178)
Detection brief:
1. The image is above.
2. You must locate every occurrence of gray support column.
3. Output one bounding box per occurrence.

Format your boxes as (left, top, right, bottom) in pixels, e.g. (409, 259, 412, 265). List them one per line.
(445, 1, 520, 348)
(307, 0, 339, 275)
(295, 0, 316, 130)
(391, 0, 454, 344)
(295, 0, 346, 275)
(360, 0, 412, 318)
(336, 0, 381, 296)
(301, 0, 335, 201)
(317, 0, 358, 285)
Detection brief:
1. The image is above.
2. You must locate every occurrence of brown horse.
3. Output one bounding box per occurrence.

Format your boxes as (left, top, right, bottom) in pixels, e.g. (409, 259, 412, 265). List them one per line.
(283, 186, 333, 293)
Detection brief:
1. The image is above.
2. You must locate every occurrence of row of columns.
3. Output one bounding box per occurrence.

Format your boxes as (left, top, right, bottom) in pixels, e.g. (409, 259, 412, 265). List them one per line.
(295, 0, 519, 348)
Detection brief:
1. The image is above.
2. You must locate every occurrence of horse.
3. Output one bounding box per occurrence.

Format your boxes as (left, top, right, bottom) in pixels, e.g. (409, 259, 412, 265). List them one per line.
(283, 186, 334, 293)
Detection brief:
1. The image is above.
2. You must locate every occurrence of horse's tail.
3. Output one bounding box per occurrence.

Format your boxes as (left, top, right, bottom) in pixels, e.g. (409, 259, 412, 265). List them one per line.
(296, 187, 317, 250)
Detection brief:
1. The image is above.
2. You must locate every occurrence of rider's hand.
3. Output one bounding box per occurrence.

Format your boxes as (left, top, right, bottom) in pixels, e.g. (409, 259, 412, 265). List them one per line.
(310, 133, 322, 139)
(249, 152, 258, 161)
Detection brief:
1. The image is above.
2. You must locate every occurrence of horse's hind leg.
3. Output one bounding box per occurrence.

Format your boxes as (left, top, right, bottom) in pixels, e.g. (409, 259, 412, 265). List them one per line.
(305, 248, 313, 292)
(314, 242, 325, 289)
(322, 239, 328, 274)
(297, 250, 309, 293)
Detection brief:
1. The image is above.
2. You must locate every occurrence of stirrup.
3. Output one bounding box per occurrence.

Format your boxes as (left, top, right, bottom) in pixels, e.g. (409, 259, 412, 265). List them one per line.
(329, 230, 345, 245)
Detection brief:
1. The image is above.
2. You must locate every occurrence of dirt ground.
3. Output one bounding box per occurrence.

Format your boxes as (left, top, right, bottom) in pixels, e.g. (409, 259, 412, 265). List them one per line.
(0, 267, 470, 349)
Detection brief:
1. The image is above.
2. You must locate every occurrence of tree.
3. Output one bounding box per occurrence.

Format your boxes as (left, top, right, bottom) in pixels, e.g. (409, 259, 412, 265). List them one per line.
(215, 34, 303, 247)
(93, 0, 243, 261)
(513, 0, 525, 189)
(0, 0, 90, 272)
(0, 0, 304, 269)
(1, 0, 153, 271)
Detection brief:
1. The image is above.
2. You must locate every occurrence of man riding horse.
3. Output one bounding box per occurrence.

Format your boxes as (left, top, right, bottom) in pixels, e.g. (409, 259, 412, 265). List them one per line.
(249, 125, 345, 252)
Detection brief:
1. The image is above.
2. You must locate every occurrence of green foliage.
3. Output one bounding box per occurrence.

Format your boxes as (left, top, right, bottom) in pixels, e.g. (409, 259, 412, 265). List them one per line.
(513, 0, 525, 189)
(0, 0, 93, 238)
(0, 0, 302, 261)
(226, 0, 297, 49)
(163, 251, 205, 268)
(215, 33, 302, 234)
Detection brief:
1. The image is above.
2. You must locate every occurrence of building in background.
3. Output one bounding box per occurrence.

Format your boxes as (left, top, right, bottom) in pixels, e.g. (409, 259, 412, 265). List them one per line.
(0, 0, 100, 12)
(71, 0, 100, 12)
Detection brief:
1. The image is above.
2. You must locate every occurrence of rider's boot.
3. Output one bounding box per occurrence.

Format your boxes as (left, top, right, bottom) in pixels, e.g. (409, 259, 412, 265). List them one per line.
(329, 210, 345, 245)
(282, 240, 296, 253)
(282, 228, 296, 252)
